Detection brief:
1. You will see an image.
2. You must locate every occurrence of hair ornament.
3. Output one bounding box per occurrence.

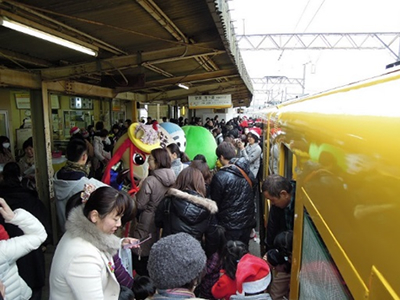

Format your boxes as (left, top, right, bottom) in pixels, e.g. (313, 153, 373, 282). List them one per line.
(81, 183, 96, 203)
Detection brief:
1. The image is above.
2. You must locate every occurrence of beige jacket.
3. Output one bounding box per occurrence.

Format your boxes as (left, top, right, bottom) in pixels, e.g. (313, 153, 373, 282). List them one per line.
(132, 168, 176, 256)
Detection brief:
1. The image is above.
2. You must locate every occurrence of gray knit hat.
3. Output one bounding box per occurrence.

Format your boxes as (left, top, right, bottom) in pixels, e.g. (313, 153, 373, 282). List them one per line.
(147, 232, 206, 289)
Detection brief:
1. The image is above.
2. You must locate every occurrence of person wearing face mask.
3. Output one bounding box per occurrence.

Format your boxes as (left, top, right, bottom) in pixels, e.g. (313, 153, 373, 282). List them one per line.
(0, 136, 14, 164)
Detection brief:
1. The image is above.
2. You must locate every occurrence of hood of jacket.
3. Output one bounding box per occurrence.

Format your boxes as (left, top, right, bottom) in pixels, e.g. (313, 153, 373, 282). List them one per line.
(53, 176, 108, 202)
(166, 188, 218, 214)
(53, 176, 88, 202)
(65, 205, 120, 256)
(151, 168, 176, 187)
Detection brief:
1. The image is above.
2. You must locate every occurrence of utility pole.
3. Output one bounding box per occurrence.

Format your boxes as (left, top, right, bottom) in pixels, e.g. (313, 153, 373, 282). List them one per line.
(302, 61, 311, 95)
(302, 63, 306, 95)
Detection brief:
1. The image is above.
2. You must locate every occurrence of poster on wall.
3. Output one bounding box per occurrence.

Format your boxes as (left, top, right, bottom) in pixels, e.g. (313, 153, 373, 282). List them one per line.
(15, 94, 60, 109)
(51, 94, 60, 109)
(15, 94, 30, 109)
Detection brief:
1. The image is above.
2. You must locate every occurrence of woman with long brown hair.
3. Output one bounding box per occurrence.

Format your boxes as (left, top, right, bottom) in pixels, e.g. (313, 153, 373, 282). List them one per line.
(155, 167, 223, 298)
(155, 167, 219, 255)
(131, 148, 176, 276)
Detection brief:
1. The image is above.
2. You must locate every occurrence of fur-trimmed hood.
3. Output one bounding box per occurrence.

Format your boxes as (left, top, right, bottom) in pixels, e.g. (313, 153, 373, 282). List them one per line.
(65, 205, 120, 256)
(166, 188, 218, 214)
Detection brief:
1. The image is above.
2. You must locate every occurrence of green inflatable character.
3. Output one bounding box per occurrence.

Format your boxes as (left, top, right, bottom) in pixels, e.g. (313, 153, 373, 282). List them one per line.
(182, 125, 217, 169)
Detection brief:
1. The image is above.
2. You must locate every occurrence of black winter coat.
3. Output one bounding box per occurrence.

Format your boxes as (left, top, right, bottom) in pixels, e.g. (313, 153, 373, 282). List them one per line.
(155, 188, 220, 256)
(209, 157, 256, 230)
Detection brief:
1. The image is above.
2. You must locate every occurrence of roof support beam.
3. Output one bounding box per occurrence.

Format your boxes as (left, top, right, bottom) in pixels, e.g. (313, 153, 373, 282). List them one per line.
(145, 78, 245, 100)
(136, 0, 188, 43)
(0, 48, 53, 67)
(40, 46, 225, 81)
(136, 0, 222, 75)
(142, 78, 251, 107)
(0, 68, 41, 89)
(127, 69, 238, 91)
(0, 68, 144, 100)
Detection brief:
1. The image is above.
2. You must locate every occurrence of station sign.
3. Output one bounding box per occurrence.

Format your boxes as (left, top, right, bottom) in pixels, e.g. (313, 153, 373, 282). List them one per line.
(188, 94, 232, 109)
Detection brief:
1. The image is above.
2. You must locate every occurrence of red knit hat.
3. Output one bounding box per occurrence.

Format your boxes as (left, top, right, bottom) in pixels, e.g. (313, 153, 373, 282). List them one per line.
(70, 126, 80, 135)
(236, 254, 271, 295)
(0, 224, 9, 240)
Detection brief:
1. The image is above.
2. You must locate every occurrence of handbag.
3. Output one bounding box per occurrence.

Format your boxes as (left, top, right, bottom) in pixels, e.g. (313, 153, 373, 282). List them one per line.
(118, 246, 133, 277)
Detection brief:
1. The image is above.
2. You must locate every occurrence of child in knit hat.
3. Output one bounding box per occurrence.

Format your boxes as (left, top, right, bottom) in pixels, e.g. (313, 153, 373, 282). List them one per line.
(147, 232, 207, 299)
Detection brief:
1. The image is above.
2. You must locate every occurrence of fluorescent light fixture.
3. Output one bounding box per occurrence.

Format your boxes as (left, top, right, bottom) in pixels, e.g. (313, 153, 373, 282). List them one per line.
(177, 83, 189, 90)
(0, 17, 98, 57)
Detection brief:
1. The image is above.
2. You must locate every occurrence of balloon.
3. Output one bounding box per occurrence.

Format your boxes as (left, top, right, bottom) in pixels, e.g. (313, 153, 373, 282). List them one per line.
(160, 122, 186, 152)
(182, 125, 217, 169)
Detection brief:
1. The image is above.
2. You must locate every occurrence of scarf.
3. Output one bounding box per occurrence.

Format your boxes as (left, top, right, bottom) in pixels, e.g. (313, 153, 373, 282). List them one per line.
(63, 160, 90, 177)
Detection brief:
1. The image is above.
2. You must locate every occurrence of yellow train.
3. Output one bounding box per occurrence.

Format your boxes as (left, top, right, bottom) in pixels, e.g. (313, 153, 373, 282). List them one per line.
(263, 67, 400, 299)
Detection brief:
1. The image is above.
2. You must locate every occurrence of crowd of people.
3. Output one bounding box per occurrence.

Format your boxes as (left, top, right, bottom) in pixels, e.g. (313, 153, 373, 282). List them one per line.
(0, 115, 295, 300)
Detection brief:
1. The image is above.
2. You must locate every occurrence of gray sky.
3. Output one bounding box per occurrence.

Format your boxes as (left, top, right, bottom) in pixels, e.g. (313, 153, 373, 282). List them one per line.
(229, 0, 400, 100)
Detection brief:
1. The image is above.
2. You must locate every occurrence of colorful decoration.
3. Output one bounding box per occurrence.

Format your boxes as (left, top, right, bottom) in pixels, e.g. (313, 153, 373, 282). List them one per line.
(182, 125, 217, 169)
(160, 122, 187, 152)
(102, 122, 167, 194)
(108, 261, 115, 273)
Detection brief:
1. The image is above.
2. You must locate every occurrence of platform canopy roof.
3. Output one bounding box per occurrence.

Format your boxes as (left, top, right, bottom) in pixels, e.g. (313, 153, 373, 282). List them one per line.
(0, 0, 253, 107)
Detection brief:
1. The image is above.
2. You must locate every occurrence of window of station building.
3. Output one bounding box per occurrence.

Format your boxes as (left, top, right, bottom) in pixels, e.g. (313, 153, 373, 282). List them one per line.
(63, 110, 92, 138)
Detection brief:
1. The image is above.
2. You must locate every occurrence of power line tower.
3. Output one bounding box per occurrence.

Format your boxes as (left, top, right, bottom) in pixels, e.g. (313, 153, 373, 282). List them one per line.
(239, 32, 400, 106)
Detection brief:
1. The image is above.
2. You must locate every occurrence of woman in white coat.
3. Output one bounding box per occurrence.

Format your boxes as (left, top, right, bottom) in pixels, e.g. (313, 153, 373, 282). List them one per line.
(0, 197, 47, 300)
(49, 186, 134, 300)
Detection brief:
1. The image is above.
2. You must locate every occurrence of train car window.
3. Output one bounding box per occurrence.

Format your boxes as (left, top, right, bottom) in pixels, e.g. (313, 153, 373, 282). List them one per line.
(299, 210, 352, 299)
(269, 138, 279, 174)
(284, 145, 293, 179)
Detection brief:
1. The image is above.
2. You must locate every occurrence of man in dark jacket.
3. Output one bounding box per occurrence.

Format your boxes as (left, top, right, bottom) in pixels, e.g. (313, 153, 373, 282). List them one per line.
(262, 174, 295, 251)
(262, 174, 295, 300)
(210, 142, 255, 244)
